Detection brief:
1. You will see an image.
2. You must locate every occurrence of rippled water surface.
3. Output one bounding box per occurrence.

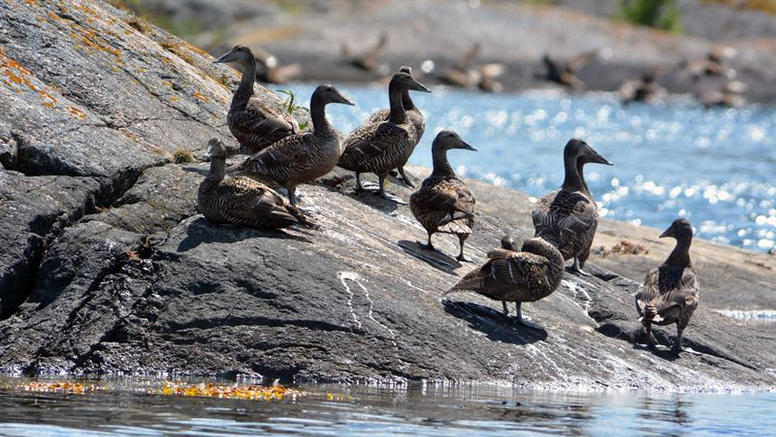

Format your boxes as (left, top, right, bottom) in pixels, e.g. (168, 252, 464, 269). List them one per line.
(281, 84, 776, 252)
(0, 379, 774, 436)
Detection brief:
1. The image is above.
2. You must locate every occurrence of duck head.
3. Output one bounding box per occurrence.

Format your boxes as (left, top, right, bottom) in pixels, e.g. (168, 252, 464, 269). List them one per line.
(214, 45, 254, 66)
(501, 234, 519, 251)
(205, 138, 227, 159)
(659, 219, 693, 240)
(390, 71, 431, 94)
(432, 130, 477, 152)
(313, 84, 355, 106)
(565, 138, 613, 166)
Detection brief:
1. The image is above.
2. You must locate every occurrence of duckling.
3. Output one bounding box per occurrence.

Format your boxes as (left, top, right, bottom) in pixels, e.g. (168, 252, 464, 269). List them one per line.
(542, 50, 598, 90)
(532, 139, 613, 276)
(446, 235, 565, 330)
(214, 46, 300, 154)
(198, 139, 315, 229)
(338, 72, 431, 203)
(228, 85, 354, 206)
(636, 219, 699, 353)
(342, 33, 388, 74)
(366, 66, 427, 187)
(410, 130, 477, 261)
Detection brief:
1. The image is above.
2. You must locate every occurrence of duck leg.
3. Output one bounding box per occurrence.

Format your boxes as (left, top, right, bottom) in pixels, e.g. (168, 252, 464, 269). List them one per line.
(287, 184, 299, 206)
(567, 255, 591, 276)
(673, 325, 684, 353)
(376, 173, 407, 204)
(456, 233, 469, 262)
(645, 323, 656, 350)
(397, 166, 415, 188)
(502, 300, 509, 316)
(418, 232, 435, 251)
(514, 302, 543, 330)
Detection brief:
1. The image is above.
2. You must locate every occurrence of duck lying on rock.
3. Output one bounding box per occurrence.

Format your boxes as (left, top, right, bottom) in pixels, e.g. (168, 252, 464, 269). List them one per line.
(410, 130, 476, 261)
(198, 139, 315, 229)
(366, 66, 427, 187)
(214, 46, 299, 154)
(532, 139, 612, 276)
(446, 235, 565, 330)
(636, 219, 699, 353)
(228, 84, 354, 206)
(338, 71, 431, 203)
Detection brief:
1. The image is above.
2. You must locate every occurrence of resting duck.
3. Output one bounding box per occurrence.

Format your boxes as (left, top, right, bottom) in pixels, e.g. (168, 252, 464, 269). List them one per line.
(214, 46, 299, 154)
(446, 235, 565, 329)
(337, 71, 431, 203)
(702, 80, 746, 109)
(619, 70, 666, 104)
(409, 130, 477, 261)
(542, 50, 598, 90)
(636, 219, 699, 353)
(366, 66, 427, 187)
(228, 84, 354, 205)
(532, 139, 613, 275)
(198, 139, 314, 229)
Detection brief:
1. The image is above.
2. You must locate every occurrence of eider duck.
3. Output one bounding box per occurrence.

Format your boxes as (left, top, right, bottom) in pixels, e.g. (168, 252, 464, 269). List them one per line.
(338, 71, 431, 203)
(342, 33, 388, 74)
(532, 139, 613, 275)
(252, 46, 301, 84)
(679, 46, 737, 81)
(619, 70, 666, 104)
(214, 46, 300, 154)
(446, 235, 565, 329)
(635, 219, 699, 353)
(542, 50, 598, 90)
(366, 66, 427, 187)
(198, 138, 315, 229)
(228, 84, 354, 205)
(410, 130, 477, 261)
(437, 42, 481, 88)
(701, 80, 746, 109)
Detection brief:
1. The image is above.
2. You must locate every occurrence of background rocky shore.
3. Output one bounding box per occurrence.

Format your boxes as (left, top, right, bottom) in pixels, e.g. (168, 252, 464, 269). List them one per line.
(1, 0, 774, 390)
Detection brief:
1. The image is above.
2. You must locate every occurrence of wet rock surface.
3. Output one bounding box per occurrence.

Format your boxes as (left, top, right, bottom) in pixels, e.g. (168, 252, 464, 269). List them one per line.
(1, 0, 775, 391)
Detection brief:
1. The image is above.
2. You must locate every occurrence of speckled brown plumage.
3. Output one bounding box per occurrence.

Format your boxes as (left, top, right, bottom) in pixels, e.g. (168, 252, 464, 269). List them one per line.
(228, 84, 354, 205)
(635, 219, 699, 352)
(198, 139, 314, 229)
(409, 130, 476, 261)
(532, 139, 612, 275)
(338, 71, 430, 201)
(447, 235, 564, 328)
(215, 46, 299, 154)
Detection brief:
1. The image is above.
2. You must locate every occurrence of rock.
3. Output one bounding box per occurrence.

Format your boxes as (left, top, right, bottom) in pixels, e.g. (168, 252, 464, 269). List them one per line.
(0, 0, 774, 391)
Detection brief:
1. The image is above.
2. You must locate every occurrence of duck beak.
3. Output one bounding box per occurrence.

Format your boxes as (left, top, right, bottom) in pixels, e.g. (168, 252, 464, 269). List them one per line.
(214, 49, 237, 64)
(409, 77, 432, 93)
(590, 151, 613, 166)
(457, 139, 477, 151)
(659, 227, 674, 239)
(335, 92, 356, 106)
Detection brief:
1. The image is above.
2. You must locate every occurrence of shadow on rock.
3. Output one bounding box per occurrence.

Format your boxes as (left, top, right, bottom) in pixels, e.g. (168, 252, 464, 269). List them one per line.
(441, 299, 547, 345)
(398, 240, 461, 274)
(176, 217, 312, 252)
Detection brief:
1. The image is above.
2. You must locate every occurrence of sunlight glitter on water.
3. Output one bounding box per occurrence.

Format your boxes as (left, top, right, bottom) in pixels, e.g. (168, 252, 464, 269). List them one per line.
(278, 84, 776, 252)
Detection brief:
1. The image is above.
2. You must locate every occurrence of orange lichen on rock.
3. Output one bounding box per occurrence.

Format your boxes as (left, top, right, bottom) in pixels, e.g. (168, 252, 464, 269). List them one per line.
(18, 381, 103, 395)
(192, 91, 209, 102)
(66, 106, 86, 120)
(154, 381, 301, 401)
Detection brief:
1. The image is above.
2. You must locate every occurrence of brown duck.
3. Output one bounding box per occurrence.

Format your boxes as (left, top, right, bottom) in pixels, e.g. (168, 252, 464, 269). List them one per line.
(366, 66, 427, 187)
(532, 139, 612, 275)
(338, 71, 431, 203)
(636, 219, 699, 353)
(446, 235, 565, 329)
(542, 50, 598, 90)
(228, 84, 354, 205)
(214, 46, 299, 154)
(198, 139, 314, 229)
(409, 130, 476, 261)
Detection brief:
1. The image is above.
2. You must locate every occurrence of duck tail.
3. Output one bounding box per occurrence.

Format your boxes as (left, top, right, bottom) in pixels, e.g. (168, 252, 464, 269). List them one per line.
(288, 206, 319, 230)
(637, 300, 662, 324)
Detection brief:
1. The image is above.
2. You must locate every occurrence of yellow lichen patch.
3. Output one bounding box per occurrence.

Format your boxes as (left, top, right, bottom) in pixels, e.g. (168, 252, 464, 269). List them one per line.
(169, 95, 180, 102)
(153, 382, 301, 401)
(66, 106, 86, 120)
(192, 91, 209, 102)
(18, 381, 104, 395)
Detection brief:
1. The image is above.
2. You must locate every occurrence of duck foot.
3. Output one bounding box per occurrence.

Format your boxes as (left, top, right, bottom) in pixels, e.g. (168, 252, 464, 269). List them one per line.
(378, 191, 407, 204)
(677, 346, 702, 356)
(417, 241, 436, 252)
(456, 254, 468, 262)
(355, 181, 380, 192)
(516, 317, 544, 331)
(566, 264, 591, 276)
(397, 168, 416, 188)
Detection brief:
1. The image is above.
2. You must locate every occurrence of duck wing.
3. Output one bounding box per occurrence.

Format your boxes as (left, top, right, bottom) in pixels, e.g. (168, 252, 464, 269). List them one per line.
(532, 190, 596, 247)
(218, 177, 300, 228)
(414, 178, 475, 219)
(234, 133, 315, 182)
(636, 267, 699, 325)
(447, 250, 550, 299)
(366, 108, 390, 125)
(338, 122, 412, 171)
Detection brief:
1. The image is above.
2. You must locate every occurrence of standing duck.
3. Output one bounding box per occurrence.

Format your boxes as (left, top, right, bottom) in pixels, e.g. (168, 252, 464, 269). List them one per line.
(338, 71, 431, 203)
(198, 139, 315, 229)
(446, 235, 565, 329)
(228, 85, 354, 205)
(214, 46, 299, 154)
(410, 130, 477, 261)
(366, 66, 427, 187)
(532, 139, 613, 275)
(636, 219, 699, 353)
